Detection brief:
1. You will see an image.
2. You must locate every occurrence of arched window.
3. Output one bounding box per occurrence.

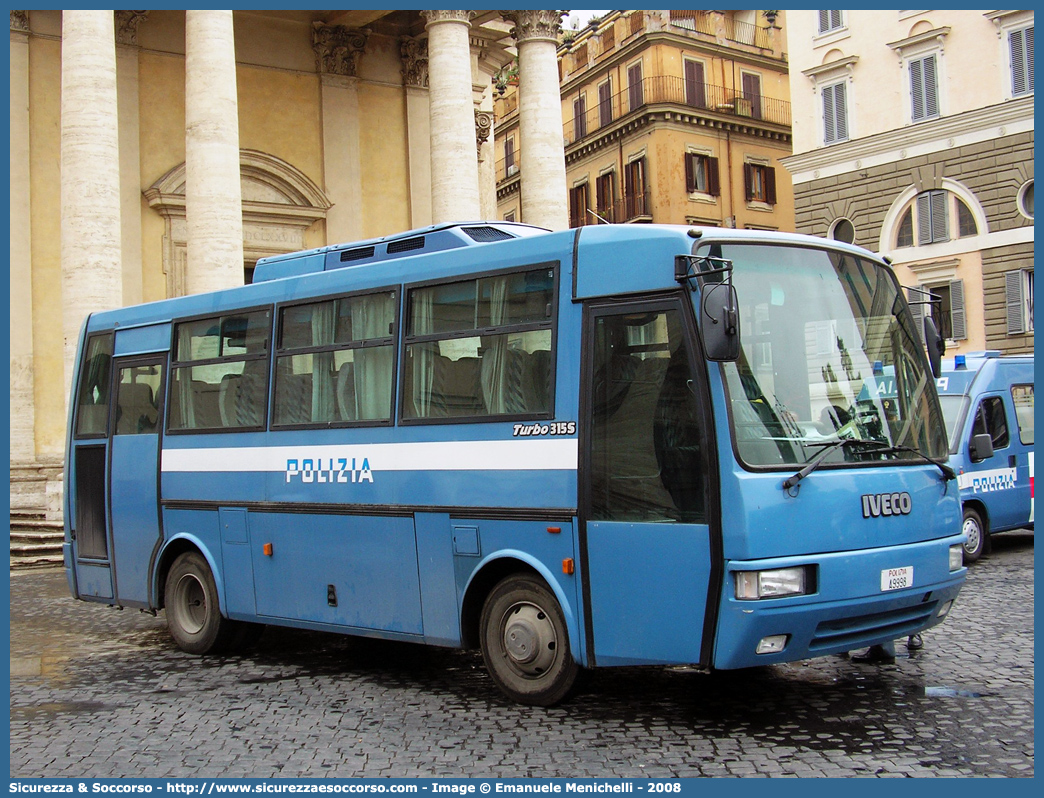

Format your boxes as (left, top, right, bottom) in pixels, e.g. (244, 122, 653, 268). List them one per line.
(830, 218, 855, 244)
(893, 189, 979, 248)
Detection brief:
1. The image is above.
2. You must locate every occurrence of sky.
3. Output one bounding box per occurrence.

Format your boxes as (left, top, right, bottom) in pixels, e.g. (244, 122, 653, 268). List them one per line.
(563, 9, 612, 30)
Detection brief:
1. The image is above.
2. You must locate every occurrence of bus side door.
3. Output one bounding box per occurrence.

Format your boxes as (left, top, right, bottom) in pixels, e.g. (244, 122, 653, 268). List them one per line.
(580, 297, 717, 667)
(108, 355, 166, 606)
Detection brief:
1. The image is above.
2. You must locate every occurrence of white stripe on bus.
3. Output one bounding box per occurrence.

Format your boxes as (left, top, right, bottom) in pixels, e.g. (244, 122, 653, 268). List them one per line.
(161, 438, 579, 473)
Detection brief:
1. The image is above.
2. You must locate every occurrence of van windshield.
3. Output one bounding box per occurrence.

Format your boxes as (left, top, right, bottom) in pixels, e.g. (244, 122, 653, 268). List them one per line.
(938, 395, 969, 453)
(706, 243, 948, 468)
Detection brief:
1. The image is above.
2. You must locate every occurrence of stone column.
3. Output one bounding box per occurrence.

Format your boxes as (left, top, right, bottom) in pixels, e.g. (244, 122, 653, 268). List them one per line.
(314, 23, 368, 243)
(505, 10, 568, 231)
(60, 10, 123, 400)
(476, 104, 496, 219)
(401, 35, 432, 229)
(185, 9, 243, 295)
(423, 10, 481, 223)
(116, 10, 147, 306)
(10, 11, 35, 463)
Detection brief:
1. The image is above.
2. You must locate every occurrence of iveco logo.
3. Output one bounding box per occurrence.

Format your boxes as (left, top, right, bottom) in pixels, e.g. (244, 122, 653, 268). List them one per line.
(862, 492, 913, 518)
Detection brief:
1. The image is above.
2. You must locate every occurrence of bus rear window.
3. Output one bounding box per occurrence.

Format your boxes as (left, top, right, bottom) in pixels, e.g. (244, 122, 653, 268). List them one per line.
(75, 333, 114, 438)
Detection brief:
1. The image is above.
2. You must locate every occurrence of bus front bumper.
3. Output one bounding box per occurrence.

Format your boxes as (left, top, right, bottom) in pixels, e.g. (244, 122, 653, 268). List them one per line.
(712, 534, 966, 670)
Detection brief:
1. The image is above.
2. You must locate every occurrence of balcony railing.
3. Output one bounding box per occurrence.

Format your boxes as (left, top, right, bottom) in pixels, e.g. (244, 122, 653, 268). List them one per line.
(668, 11, 772, 51)
(563, 75, 791, 146)
(495, 148, 521, 183)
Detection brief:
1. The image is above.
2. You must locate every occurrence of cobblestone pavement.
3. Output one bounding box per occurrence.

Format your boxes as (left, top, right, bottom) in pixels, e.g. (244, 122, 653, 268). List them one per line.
(10, 531, 1033, 779)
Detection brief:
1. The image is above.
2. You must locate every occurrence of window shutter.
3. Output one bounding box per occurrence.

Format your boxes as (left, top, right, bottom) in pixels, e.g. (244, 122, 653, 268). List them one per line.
(685, 60, 705, 107)
(743, 163, 754, 202)
(907, 287, 925, 344)
(707, 157, 721, 196)
(931, 190, 948, 242)
(949, 279, 966, 340)
(922, 55, 939, 118)
(823, 84, 837, 144)
(834, 82, 848, 141)
(1010, 27, 1034, 96)
(916, 193, 931, 244)
(685, 153, 695, 193)
(764, 167, 777, 205)
(910, 57, 925, 121)
(1006, 270, 1026, 334)
(818, 10, 830, 33)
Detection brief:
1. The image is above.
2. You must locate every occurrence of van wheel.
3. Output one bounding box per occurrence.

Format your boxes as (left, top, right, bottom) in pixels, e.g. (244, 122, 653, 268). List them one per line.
(961, 507, 986, 564)
(165, 552, 236, 654)
(480, 575, 579, 706)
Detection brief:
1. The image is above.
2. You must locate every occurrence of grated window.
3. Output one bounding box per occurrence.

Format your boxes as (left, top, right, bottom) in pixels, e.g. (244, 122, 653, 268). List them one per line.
(387, 236, 425, 254)
(339, 246, 376, 263)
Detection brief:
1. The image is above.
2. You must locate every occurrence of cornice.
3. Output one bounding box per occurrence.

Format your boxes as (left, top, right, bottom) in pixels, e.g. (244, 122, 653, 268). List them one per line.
(782, 97, 1034, 180)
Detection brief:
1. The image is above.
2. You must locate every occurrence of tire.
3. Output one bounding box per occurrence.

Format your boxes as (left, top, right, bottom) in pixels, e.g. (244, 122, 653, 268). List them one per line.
(479, 575, 579, 706)
(164, 551, 237, 654)
(961, 506, 987, 564)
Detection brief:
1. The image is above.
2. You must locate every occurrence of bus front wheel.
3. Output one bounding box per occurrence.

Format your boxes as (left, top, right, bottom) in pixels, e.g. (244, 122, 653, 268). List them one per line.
(164, 552, 237, 654)
(480, 575, 579, 706)
(961, 506, 987, 564)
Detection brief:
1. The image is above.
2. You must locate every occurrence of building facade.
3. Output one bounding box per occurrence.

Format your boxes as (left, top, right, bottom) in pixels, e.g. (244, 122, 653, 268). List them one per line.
(496, 10, 794, 233)
(782, 10, 1034, 356)
(9, 9, 569, 518)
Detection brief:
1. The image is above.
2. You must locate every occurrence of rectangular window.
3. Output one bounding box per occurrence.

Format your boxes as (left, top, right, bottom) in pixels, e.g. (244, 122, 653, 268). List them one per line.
(741, 72, 763, 120)
(505, 137, 516, 176)
(624, 158, 647, 219)
(909, 53, 939, 122)
(1006, 269, 1034, 334)
(75, 333, 114, 438)
(916, 190, 948, 244)
(569, 182, 590, 228)
(403, 267, 556, 421)
(273, 291, 396, 427)
(971, 397, 1010, 450)
(818, 10, 844, 34)
(573, 94, 587, 140)
(1010, 26, 1034, 96)
(685, 153, 720, 196)
(169, 310, 271, 432)
(684, 60, 706, 108)
(822, 81, 849, 144)
(1011, 384, 1034, 444)
(929, 280, 966, 341)
(628, 62, 644, 110)
(596, 172, 615, 222)
(598, 79, 613, 127)
(743, 163, 777, 204)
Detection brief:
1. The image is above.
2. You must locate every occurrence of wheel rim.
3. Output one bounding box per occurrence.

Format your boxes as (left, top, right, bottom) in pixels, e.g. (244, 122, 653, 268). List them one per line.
(963, 516, 981, 553)
(173, 573, 208, 635)
(501, 601, 558, 678)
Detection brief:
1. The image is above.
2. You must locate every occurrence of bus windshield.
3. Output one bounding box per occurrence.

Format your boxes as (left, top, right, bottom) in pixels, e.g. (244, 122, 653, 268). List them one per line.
(709, 243, 948, 468)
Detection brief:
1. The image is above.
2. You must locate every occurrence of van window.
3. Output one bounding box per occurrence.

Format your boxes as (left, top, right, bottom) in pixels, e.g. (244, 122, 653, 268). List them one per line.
(970, 397, 1010, 451)
(1011, 384, 1034, 444)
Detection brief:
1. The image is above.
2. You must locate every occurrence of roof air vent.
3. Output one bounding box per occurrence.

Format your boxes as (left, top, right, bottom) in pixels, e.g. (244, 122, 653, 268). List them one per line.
(463, 226, 515, 243)
(339, 246, 376, 263)
(387, 236, 425, 254)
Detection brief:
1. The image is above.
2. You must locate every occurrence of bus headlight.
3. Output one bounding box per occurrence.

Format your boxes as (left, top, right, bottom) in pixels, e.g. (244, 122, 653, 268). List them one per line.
(949, 545, 963, 571)
(735, 567, 810, 600)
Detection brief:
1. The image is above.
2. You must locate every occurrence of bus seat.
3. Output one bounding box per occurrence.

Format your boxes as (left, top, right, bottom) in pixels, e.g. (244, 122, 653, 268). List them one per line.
(337, 362, 356, 421)
(219, 374, 240, 427)
(233, 361, 266, 427)
(432, 355, 484, 417)
(481, 348, 529, 414)
(523, 349, 552, 412)
(276, 372, 313, 424)
(192, 380, 222, 428)
(115, 382, 156, 435)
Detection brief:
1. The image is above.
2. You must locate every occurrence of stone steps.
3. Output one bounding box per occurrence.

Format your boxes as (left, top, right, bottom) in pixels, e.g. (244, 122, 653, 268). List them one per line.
(11, 510, 64, 570)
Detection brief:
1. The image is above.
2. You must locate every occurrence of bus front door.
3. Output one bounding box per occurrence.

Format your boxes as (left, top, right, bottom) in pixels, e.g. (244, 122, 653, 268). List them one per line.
(108, 356, 165, 606)
(581, 299, 715, 667)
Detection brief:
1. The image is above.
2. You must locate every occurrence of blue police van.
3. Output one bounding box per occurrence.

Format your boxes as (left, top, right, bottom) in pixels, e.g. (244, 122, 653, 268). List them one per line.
(936, 352, 1034, 562)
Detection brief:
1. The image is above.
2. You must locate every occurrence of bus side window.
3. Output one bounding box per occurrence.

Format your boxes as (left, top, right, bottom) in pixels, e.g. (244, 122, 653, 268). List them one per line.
(1011, 384, 1034, 445)
(75, 334, 114, 438)
(114, 364, 162, 435)
(970, 397, 1010, 451)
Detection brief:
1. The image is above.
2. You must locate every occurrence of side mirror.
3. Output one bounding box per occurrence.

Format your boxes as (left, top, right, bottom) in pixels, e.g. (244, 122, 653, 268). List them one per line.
(700, 282, 740, 361)
(923, 316, 945, 378)
(969, 433, 994, 463)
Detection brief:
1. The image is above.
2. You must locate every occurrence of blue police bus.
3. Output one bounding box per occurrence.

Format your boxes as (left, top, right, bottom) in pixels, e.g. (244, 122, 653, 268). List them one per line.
(64, 222, 966, 705)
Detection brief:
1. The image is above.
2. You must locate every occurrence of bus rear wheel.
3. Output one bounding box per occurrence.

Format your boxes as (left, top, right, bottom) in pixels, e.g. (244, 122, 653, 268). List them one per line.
(165, 552, 237, 654)
(480, 575, 579, 706)
(961, 506, 987, 564)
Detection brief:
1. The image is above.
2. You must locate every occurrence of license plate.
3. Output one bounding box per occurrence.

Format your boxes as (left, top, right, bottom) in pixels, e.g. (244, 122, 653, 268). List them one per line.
(881, 566, 913, 591)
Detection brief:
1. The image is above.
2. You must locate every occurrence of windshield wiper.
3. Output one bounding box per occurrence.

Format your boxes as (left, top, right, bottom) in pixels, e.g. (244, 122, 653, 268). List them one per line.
(871, 444, 956, 482)
(782, 438, 888, 490)
(782, 438, 955, 491)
